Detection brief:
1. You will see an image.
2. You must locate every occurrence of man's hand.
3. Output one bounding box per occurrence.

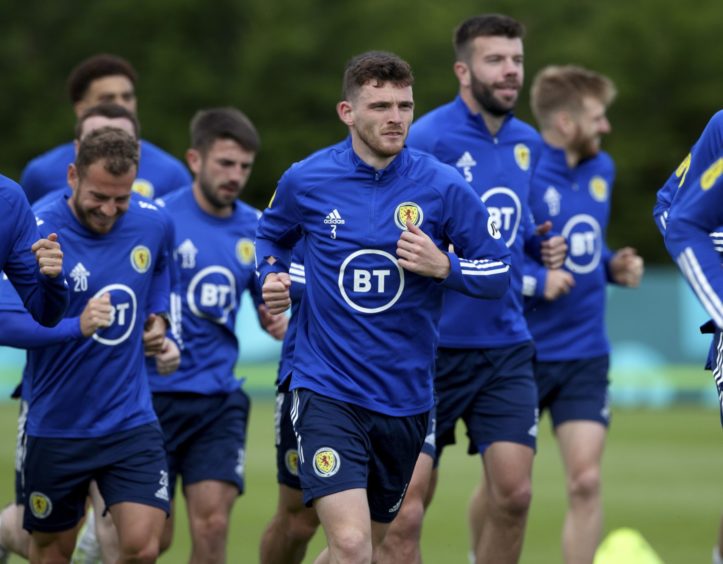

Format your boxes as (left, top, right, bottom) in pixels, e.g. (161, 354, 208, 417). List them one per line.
(80, 293, 113, 337)
(258, 304, 288, 340)
(543, 269, 575, 301)
(396, 221, 450, 279)
(155, 338, 180, 375)
(609, 247, 644, 287)
(536, 221, 567, 269)
(143, 313, 167, 356)
(32, 233, 64, 278)
(262, 272, 292, 315)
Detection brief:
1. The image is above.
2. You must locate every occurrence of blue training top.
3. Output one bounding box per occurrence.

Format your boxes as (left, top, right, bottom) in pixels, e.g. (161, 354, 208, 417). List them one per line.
(256, 142, 511, 417)
(407, 96, 545, 348)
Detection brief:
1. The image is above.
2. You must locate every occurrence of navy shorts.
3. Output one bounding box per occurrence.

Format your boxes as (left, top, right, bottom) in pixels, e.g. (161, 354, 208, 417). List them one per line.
(152, 388, 250, 498)
(535, 355, 611, 428)
(14, 399, 28, 505)
(23, 422, 169, 533)
(291, 389, 428, 523)
(275, 391, 301, 489)
(434, 343, 538, 461)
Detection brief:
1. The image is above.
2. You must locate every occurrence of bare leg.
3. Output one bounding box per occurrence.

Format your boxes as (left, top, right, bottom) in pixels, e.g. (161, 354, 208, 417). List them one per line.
(557, 421, 606, 564)
(108, 502, 165, 563)
(0, 503, 30, 558)
(185, 480, 237, 564)
(474, 442, 533, 564)
(260, 484, 319, 564)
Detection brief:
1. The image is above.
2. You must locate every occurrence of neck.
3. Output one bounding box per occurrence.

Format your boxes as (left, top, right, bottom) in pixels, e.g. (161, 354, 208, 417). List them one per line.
(459, 90, 507, 136)
(542, 129, 580, 168)
(192, 182, 232, 218)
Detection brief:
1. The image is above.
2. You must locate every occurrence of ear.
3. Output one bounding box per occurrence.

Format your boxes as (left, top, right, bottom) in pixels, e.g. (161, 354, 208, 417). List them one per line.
(67, 164, 79, 191)
(453, 61, 470, 88)
(73, 101, 87, 119)
(336, 100, 354, 126)
(186, 148, 202, 175)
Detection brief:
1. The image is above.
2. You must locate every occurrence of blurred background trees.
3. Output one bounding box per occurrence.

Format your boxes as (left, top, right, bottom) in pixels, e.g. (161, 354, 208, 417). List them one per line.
(1, 0, 720, 263)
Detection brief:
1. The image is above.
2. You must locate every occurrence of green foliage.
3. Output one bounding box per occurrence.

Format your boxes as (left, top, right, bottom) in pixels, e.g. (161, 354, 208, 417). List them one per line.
(0, 0, 720, 262)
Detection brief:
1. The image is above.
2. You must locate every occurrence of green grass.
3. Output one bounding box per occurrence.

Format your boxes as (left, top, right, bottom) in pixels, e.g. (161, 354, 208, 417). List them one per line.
(0, 396, 720, 562)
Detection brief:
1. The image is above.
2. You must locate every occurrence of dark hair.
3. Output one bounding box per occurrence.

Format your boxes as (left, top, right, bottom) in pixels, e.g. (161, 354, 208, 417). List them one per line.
(74, 103, 140, 140)
(190, 107, 260, 154)
(75, 127, 139, 179)
(531, 65, 617, 128)
(67, 54, 138, 104)
(341, 51, 414, 100)
(454, 14, 525, 62)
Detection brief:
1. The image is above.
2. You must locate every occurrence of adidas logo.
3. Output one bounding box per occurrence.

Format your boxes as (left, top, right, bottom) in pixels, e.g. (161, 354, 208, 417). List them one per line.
(324, 209, 345, 225)
(154, 486, 169, 501)
(528, 423, 538, 437)
(456, 151, 477, 168)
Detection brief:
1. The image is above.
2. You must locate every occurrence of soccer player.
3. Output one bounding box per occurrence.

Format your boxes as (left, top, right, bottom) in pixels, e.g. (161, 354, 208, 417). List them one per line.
(0, 175, 67, 327)
(148, 107, 286, 563)
(523, 65, 643, 563)
(21, 127, 173, 563)
(654, 110, 722, 564)
(21, 53, 191, 204)
(256, 50, 512, 563)
(382, 14, 565, 564)
(259, 241, 322, 564)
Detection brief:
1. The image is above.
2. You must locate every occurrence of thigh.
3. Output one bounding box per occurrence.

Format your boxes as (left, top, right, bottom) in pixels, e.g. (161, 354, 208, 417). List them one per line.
(185, 480, 238, 522)
(543, 356, 611, 428)
(23, 435, 93, 533)
(556, 420, 607, 478)
(466, 343, 538, 454)
(182, 389, 251, 494)
(291, 389, 370, 508)
(367, 411, 428, 523)
(96, 423, 170, 517)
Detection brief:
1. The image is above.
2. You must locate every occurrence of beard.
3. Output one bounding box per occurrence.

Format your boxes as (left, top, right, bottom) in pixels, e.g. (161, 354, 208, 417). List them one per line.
(198, 172, 240, 210)
(356, 122, 406, 160)
(570, 126, 601, 160)
(470, 74, 520, 117)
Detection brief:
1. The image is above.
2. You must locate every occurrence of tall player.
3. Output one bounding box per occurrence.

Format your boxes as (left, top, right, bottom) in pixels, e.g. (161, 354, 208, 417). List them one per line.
(0, 175, 67, 326)
(387, 14, 566, 564)
(21, 53, 191, 203)
(654, 111, 723, 564)
(523, 65, 643, 563)
(21, 128, 173, 563)
(148, 107, 286, 563)
(257, 50, 511, 563)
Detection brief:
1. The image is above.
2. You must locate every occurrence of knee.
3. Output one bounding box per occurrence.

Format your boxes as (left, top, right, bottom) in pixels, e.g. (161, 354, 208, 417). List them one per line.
(492, 480, 532, 518)
(120, 538, 160, 564)
(329, 527, 371, 562)
(568, 466, 601, 502)
(194, 511, 230, 544)
(388, 493, 425, 541)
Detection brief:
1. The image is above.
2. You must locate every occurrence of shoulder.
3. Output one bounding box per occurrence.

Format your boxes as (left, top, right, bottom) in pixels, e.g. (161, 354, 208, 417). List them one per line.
(593, 151, 616, 174)
(234, 199, 262, 221)
(405, 148, 468, 195)
(154, 185, 192, 209)
(281, 142, 348, 186)
(506, 117, 543, 145)
(139, 139, 188, 171)
(0, 175, 26, 206)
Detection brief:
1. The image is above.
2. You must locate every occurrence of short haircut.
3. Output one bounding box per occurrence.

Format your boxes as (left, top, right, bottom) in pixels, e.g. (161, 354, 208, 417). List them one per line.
(67, 54, 138, 104)
(190, 107, 260, 154)
(75, 127, 139, 179)
(454, 14, 525, 62)
(530, 65, 617, 128)
(341, 51, 414, 101)
(74, 103, 140, 140)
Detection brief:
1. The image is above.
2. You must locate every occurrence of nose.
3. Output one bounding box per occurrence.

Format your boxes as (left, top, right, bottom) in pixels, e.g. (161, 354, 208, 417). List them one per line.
(99, 201, 117, 217)
(388, 105, 403, 123)
(599, 117, 612, 134)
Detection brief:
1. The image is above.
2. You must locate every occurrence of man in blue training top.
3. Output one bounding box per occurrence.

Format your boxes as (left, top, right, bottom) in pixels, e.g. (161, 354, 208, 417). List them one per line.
(148, 107, 286, 563)
(257, 50, 511, 564)
(523, 65, 643, 563)
(655, 111, 723, 564)
(21, 128, 174, 563)
(0, 176, 67, 327)
(21, 53, 191, 204)
(381, 14, 566, 564)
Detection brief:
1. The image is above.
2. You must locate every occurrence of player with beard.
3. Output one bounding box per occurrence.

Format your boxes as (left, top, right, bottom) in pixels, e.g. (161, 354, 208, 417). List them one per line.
(522, 65, 643, 563)
(147, 107, 287, 563)
(380, 15, 566, 564)
(257, 51, 512, 563)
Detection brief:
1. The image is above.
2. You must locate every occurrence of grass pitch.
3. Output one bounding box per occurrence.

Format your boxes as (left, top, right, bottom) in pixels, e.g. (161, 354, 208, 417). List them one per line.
(0, 366, 719, 562)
